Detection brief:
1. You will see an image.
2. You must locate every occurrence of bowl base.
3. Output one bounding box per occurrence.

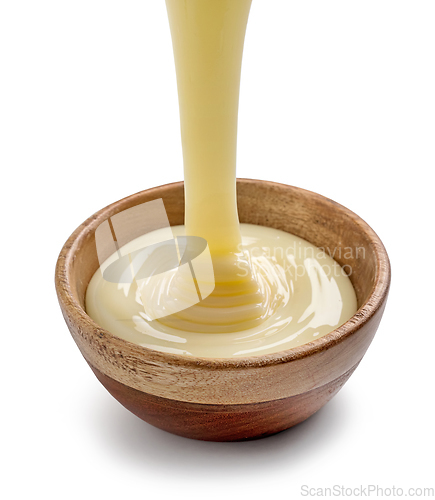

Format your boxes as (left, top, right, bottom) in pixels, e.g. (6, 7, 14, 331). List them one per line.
(90, 362, 359, 442)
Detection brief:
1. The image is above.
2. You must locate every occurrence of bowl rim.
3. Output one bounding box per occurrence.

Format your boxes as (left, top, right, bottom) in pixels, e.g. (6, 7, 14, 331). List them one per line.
(55, 178, 391, 370)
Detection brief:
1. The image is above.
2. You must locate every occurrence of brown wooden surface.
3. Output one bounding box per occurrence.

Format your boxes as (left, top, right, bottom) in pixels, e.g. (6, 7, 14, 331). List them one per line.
(90, 362, 359, 441)
(55, 179, 390, 440)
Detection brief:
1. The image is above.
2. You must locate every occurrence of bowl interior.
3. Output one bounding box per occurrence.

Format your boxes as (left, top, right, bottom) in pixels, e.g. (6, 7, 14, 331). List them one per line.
(64, 180, 381, 325)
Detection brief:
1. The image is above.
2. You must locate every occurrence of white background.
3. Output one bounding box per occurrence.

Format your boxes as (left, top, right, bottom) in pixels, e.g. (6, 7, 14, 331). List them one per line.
(1, 1, 434, 499)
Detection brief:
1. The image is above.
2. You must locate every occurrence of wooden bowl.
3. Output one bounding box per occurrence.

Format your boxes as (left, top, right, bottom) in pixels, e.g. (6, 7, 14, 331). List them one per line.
(55, 179, 390, 441)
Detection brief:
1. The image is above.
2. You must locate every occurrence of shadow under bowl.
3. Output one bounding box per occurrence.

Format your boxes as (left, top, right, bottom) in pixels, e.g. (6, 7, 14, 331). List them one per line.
(55, 179, 390, 441)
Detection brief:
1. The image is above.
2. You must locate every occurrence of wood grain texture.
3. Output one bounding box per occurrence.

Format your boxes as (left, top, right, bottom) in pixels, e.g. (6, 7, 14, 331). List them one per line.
(55, 179, 390, 440)
(90, 362, 360, 442)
